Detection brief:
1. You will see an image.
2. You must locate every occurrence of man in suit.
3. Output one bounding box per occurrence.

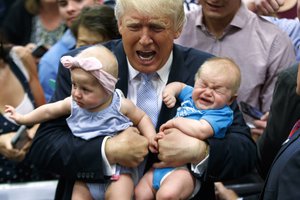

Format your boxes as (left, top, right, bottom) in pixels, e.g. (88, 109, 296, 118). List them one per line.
(244, 0, 300, 178)
(260, 121, 300, 199)
(214, 64, 300, 200)
(257, 64, 300, 179)
(27, 0, 256, 199)
(259, 64, 300, 199)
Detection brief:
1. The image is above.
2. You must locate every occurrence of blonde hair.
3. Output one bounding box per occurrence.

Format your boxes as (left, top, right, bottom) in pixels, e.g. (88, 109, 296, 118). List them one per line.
(196, 57, 241, 94)
(114, 0, 185, 33)
(76, 45, 119, 79)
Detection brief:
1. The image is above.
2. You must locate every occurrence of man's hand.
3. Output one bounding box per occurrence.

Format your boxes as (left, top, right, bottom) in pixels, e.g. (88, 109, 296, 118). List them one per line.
(154, 128, 207, 168)
(105, 127, 149, 168)
(244, 0, 285, 15)
(251, 112, 269, 142)
(215, 182, 239, 200)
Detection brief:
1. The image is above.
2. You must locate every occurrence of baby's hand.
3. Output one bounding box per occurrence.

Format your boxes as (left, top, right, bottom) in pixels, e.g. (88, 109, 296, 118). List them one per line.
(155, 132, 165, 141)
(148, 133, 165, 153)
(149, 135, 159, 153)
(5, 105, 16, 115)
(5, 105, 21, 123)
(159, 119, 175, 132)
(162, 92, 176, 108)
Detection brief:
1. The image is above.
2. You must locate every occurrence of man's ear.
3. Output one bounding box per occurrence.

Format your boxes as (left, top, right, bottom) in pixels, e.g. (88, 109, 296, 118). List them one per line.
(118, 20, 124, 35)
(174, 28, 182, 39)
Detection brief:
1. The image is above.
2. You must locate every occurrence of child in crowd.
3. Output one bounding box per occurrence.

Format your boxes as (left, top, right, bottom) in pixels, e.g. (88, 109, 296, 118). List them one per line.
(5, 45, 157, 200)
(135, 57, 242, 200)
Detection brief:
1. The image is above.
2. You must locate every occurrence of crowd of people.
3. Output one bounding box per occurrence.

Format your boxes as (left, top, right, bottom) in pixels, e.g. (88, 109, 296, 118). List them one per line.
(0, 0, 300, 199)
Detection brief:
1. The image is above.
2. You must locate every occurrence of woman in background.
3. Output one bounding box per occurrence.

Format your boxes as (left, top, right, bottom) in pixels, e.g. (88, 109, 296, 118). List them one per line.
(0, 41, 53, 183)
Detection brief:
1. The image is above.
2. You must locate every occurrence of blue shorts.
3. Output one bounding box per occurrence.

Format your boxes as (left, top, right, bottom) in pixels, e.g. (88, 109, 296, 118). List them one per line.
(152, 166, 201, 199)
(152, 167, 174, 190)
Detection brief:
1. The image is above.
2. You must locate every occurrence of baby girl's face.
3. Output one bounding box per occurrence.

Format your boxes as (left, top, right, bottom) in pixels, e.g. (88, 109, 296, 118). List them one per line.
(70, 68, 110, 112)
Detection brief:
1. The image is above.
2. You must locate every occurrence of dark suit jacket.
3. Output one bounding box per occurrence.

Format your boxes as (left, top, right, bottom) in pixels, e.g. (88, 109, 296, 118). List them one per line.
(28, 40, 256, 199)
(257, 64, 300, 179)
(259, 127, 300, 200)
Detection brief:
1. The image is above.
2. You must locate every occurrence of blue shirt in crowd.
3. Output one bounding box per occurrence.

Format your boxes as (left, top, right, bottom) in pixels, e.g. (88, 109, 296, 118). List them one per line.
(265, 16, 300, 62)
(38, 29, 76, 102)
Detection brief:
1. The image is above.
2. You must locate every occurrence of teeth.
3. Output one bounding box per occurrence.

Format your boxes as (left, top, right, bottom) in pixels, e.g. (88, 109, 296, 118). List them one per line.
(139, 54, 154, 61)
(137, 51, 155, 61)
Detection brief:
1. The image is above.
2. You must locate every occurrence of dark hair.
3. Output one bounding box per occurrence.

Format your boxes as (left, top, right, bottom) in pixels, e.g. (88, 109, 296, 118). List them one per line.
(70, 5, 120, 41)
(25, 0, 40, 15)
(0, 40, 12, 62)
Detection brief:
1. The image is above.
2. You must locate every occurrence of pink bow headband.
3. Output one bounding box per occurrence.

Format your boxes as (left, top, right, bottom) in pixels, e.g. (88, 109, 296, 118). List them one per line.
(60, 55, 117, 94)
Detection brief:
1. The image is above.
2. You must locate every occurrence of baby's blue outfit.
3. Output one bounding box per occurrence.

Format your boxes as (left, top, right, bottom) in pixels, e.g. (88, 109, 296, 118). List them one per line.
(66, 90, 138, 199)
(153, 85, 233, 190)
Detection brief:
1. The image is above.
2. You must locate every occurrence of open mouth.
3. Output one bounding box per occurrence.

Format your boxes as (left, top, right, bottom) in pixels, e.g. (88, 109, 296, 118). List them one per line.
(200, 97, 212, 105)
(137, 50, 156, 62)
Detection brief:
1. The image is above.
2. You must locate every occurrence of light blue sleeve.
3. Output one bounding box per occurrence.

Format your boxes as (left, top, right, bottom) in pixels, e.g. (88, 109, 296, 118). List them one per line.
(201, 106, 234, 138)
(38, 30, 76, 102)
(264, 16, 300, 62)
(38, 45, 64, 102)
(177, 85, 194, 102)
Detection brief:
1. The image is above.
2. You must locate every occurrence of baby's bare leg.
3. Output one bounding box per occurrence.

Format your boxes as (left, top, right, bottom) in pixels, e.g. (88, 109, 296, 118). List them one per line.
(105, 174, 134, 200)
(72, 181, 93, 200)
(156, 168, 195, 200)
(135, 168, 156, 200)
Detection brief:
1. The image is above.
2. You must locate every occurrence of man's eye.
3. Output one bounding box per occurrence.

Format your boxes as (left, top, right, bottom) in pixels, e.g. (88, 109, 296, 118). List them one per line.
(57, 0, 67, 7)
(151, 26, 164, 32)
(127, 25, 140, 31)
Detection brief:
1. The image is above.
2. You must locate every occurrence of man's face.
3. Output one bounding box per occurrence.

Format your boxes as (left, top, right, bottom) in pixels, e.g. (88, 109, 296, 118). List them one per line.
(76, 25, 105, 48)
(118, 11, 181, 73)
(57, 0, 100, 27)
(199, 0, 240, 22)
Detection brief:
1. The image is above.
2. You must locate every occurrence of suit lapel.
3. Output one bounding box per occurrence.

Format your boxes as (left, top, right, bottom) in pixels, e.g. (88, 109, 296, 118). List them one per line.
(111, 40, 129, 97)
(167, 45, 191, 84)
(157, 45, 195, 128)
(273, 129, 300, 164)
(260, 129, 300, 199)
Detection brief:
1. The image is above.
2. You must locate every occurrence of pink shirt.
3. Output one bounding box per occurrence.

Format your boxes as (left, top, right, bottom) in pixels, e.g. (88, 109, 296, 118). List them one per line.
(176, 3, 296, 114)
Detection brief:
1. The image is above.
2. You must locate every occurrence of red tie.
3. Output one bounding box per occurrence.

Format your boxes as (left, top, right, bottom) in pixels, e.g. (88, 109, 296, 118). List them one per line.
(288, 119, 300, 138)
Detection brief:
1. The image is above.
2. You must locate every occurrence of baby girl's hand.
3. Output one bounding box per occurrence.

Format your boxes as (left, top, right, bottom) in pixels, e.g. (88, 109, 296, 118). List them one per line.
(4, 105, 21, 123)
(149, 135, 159, 153)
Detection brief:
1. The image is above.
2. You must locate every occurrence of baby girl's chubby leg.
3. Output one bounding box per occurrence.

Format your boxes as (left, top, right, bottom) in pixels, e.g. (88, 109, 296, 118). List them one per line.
(135, 168, 156, 200)
(105, 174, 134, 200)
(156, 168, 196, 200)
(71, 181, 93, 200)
